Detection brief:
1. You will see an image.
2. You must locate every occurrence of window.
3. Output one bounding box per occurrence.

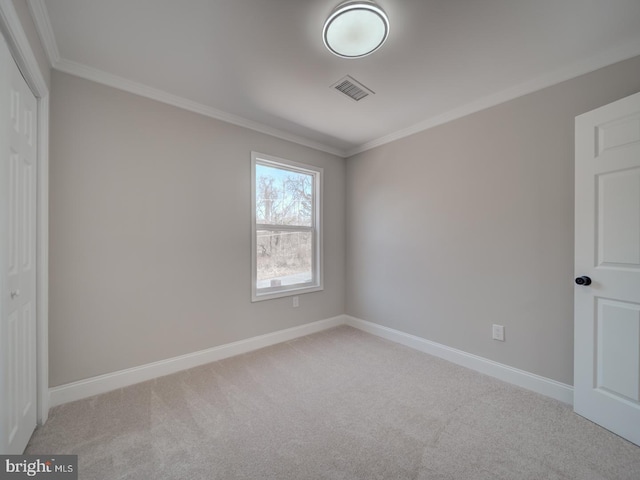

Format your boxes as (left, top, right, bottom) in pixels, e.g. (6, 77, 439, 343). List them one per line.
(251, 152, 323, 301)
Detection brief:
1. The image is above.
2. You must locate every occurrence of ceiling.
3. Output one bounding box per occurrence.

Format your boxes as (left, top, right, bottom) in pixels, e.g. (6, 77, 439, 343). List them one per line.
(29, 0, 640, 157)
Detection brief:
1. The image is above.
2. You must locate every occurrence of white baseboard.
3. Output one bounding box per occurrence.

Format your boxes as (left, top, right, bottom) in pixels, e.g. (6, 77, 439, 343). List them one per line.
(49, 315, 346, 407)
(50, 313, 573, 408)
(345, 315, 574, 405)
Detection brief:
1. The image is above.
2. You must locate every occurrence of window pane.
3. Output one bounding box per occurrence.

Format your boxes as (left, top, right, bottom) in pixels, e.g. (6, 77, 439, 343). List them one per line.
(255, 164, 313, 227)
(256, 230, 313, 288)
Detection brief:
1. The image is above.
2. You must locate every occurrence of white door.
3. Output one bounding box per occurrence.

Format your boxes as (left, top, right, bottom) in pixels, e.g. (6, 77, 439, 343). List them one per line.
(0, 34, 37, 454)
(574, 91, 640, 446)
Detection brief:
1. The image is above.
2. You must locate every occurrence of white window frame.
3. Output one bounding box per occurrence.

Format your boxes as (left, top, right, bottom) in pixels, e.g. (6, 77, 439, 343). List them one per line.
(251, 152, 323, 302)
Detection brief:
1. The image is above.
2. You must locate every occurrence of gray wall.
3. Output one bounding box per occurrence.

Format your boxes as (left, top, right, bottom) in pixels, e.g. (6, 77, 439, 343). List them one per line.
(345, 56, 640, 385)
(48, 51, 640, 388)
(49, 71, 345, 387)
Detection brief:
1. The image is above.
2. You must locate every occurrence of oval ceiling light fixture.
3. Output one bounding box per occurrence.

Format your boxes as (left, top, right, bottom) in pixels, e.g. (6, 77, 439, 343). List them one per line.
(323, 0, 389, 59)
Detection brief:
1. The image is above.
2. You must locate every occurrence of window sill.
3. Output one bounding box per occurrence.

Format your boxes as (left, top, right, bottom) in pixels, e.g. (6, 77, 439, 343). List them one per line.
(251, 284, 323, 302)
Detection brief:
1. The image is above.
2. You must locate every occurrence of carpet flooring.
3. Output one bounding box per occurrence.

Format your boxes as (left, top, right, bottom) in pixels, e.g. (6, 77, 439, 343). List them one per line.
(26, 326, 640, 479)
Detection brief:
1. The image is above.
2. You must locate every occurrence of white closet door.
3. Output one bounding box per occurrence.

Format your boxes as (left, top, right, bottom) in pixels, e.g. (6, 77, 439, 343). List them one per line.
(0, 33, 37, 454)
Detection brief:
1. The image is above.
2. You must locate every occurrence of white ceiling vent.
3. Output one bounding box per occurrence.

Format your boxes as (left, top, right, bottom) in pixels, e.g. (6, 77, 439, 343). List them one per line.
(331, 75, 375, 102)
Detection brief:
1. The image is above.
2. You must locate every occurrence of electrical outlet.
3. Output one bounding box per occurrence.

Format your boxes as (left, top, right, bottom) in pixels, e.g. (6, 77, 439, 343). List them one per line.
(293, 296, 299, 308)
(492, 324, 505, 341)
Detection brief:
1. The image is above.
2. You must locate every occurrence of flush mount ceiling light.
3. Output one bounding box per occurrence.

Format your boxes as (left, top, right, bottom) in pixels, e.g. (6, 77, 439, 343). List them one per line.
(323, 0, 389, 58)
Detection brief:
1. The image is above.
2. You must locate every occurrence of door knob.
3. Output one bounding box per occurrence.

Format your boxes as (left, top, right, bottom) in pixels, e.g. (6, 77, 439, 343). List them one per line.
(10, 290, 20, 298)
(575, 276, 592, 286)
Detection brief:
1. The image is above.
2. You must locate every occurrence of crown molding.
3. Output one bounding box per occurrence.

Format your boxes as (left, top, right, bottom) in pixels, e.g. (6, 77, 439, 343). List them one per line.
(28, 0, 58, 66)
(26, 0, 640, 160)
(0, 0, 47, 95)
(54, 58, 348, 157)
(27, 0, 347, 158)
(346, 37, 640, 157)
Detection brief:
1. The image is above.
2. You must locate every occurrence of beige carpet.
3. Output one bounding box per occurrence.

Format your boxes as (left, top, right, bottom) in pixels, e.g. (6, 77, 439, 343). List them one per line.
(27, 326, 640, 479)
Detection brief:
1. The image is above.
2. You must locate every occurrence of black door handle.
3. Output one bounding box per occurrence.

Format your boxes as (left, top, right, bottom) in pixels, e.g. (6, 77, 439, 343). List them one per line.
(575, 276, 592, 286)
